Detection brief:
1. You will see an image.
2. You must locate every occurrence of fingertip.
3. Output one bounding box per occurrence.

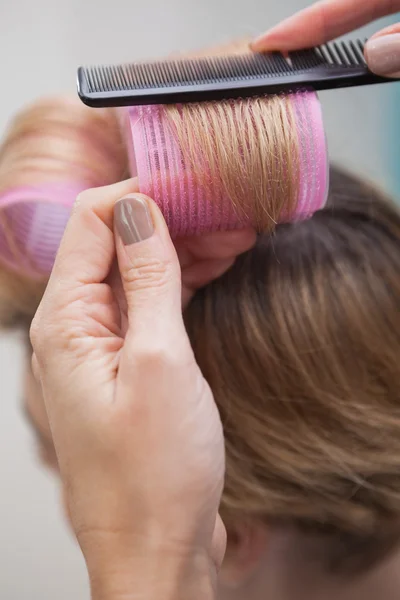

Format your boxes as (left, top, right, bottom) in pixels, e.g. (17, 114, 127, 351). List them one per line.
(236, 226, 257, 246)
(114, 192, 178, 260)
(113, 193, 181, 303)
(186, 226, 256, 244)
(74, 178, 141, 227)
(367, 23, 400, 43)
(114, 194, 155, 246)
(178, 227, 257, 261)
(140, 194, 174, 245)
(113, 194, 184, 345)
(207, 227, 257, 251)
(219, 227, 257, 254)
(364, 31, 400, 78)
(51, 178, 143, 291)
(250, 7, 317, 53)
(250, 35, 268, 53)
(250, 32, 290, 53)
(183, 257, 235, 291)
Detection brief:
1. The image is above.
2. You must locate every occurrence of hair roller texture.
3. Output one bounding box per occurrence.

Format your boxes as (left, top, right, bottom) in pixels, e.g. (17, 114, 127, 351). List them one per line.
(124, 91, 328, 237)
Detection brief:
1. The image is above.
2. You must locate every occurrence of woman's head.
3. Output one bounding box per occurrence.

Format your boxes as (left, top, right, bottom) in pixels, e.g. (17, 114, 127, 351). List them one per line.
(184, 167, 400, 579)
(1, 82, 399, 595)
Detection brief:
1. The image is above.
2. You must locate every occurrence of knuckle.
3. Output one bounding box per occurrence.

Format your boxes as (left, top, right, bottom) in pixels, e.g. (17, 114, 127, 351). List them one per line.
(132, 336, 193, 374)
(73, 188, 97, 212)
(123, 256, 174, 294)
(31, 353, 41, 382)
(29, 315, 45, 356)
(29, 317, 39, 350)
(137, 342, 173, 368)
(29, 317, 52, 361)
(72, 188, 106, 223)
(29, 305, 59, 353)
(30, 300, 87, 361)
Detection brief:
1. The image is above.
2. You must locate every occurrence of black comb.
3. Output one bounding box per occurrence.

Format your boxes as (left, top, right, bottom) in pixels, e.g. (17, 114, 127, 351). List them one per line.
(77, 38, 394, 108)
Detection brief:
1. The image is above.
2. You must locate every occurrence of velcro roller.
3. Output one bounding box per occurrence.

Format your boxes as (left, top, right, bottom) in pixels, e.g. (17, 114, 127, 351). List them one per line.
(124, 91, 329, 237)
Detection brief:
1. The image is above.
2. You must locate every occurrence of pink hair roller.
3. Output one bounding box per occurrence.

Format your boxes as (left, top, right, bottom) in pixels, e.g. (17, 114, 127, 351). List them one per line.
(0, 182, 87, 276)
(124, 91, 329, 238)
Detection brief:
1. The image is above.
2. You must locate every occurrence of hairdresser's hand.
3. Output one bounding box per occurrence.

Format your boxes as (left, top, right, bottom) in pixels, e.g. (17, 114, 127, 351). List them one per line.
(252, 0, 400, 79)
(175, 227, 255, 308)
(30, 179, 256, 599)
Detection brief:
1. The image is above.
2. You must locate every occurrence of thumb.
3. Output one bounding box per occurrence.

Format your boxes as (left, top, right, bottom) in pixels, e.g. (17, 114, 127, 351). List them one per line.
(114, 193, 185, 345)
(365, 24, 400, 79)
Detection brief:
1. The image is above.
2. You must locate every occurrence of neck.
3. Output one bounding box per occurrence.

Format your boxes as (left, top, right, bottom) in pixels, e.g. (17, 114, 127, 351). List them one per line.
(218, 529, 400, 600)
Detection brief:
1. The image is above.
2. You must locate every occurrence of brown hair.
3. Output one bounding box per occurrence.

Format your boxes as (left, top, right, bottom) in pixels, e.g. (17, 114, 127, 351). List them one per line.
(184, 167, 400, 574)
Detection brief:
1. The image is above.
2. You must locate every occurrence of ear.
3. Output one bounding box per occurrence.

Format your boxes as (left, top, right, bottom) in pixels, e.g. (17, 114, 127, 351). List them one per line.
(219, 519, 268, 588)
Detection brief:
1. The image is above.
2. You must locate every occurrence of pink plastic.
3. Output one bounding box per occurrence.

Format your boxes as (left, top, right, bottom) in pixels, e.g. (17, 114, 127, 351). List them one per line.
(125, 92, 328, 237)
(291, 92, 329, 219)
(0, 95, 328, 277)
(0, 182, 87, 276)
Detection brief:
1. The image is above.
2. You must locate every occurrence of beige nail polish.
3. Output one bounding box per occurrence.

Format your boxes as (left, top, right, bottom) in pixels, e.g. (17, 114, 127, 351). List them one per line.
(365, 34, 400, 78)
(114, 195, 154, 244)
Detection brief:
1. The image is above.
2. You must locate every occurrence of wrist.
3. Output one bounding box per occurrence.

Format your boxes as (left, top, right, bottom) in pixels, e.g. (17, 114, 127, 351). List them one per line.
(89, 551, 216, 600)
(83, 530, 217, 600)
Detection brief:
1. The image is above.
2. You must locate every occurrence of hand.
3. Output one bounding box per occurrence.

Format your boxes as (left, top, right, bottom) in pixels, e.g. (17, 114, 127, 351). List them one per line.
(251, 0, 400, 79)
(30, 178, 254, 599)
(99, 181, 256, 327)
(176, 227, 255, 309)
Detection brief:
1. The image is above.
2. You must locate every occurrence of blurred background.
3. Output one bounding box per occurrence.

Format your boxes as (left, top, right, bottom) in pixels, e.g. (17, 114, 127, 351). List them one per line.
(0, 1, 399, 598)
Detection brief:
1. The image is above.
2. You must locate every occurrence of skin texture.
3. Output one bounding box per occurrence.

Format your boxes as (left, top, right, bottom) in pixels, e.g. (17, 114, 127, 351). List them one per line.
(24, 363, 58, 472)
(251, 0, 400, 77)
(29, 178, 257, 600)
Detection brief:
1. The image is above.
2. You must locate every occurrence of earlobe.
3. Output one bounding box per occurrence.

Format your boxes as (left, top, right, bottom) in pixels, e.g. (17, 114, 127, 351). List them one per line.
(219, 519, 268, 588)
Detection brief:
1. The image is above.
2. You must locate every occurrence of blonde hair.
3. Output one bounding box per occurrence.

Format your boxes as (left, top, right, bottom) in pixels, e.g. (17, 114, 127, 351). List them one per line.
(165, 95, 299, 230)
(146, 40, 300, 231)
(0, 96, 126, 324)
(0, 96, 126, 192)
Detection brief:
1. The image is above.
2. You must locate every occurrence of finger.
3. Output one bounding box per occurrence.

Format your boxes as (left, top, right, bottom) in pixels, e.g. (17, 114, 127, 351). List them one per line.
(251, 0, 400, 52)
(176, 228, 256, 269)
(182, 257, 235, 287)
(369, 23, 400, 40)
(365, 26, 400, 78)
(31, 179, 139, 365)
(114, 193, 187, 345)
(50, 179, 140, 293)
(182, 257, 235, 308)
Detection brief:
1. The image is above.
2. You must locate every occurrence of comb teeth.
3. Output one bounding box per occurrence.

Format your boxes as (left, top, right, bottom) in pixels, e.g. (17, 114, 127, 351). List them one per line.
(317, 39, 368, 66)
(82, 39, 367, 94)
(77, 38, 391, 107)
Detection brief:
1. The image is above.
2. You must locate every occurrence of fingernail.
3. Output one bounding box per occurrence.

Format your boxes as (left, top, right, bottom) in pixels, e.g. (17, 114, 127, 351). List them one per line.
(365, 34, 400, 78)
(114, 195, 154, 244)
